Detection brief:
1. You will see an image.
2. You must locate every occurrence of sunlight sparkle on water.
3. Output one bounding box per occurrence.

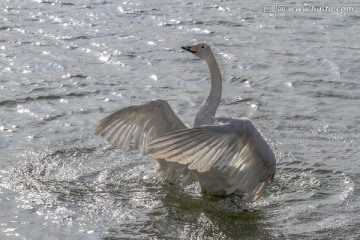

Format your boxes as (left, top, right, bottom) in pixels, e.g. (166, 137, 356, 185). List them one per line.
(150, 74, 158, 81)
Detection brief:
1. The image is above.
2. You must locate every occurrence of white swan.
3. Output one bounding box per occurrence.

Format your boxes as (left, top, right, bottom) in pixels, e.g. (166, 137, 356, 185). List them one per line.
(95, 43, 276, 201)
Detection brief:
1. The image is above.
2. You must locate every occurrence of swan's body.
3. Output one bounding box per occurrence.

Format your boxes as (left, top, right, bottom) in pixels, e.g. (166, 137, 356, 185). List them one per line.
(95, 43, 276, 201)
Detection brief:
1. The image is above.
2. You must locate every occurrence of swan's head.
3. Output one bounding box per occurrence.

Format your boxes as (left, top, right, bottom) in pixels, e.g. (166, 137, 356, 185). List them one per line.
(181, 43, 213, 61)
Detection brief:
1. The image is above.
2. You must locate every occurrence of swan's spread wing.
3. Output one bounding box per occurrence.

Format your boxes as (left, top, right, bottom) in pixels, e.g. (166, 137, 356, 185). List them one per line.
(148, 119, 276, 201)
(95, 99, 186, 153)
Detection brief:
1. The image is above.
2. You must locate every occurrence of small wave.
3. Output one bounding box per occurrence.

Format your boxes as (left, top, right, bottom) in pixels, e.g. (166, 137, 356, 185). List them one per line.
(62, 73, 88, 79)
(61, 36, 91, 41)
(226, 97, 254, 105)
(314, 91, 360, 100)
(0, 91, 98, 106)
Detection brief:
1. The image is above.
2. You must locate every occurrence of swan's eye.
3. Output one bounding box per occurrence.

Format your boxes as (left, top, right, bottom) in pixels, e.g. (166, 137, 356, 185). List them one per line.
(201, 46, 205, 48)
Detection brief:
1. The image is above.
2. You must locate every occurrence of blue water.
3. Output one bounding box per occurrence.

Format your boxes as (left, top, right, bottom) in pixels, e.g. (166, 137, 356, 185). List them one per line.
(1, 0, 359, 239)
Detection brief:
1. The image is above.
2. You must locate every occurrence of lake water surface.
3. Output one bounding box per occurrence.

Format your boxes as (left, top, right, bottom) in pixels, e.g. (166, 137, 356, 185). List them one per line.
(1, 0, 359, 239)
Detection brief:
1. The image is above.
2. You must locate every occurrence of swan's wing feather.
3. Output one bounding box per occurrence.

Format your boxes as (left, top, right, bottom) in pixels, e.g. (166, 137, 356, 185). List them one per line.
(148, 119, 276, 201)
(95, 99, 186, 153)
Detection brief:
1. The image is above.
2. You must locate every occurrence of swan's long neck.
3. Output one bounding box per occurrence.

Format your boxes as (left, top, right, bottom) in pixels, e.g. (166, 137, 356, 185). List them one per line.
(194, 53, 222, 126)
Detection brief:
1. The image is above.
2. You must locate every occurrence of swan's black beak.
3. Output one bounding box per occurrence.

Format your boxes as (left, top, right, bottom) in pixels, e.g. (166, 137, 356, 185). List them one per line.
(181, 46, 196, 53)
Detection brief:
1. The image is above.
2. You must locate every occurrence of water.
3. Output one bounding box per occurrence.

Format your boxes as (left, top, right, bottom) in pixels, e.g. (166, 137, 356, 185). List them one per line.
(1, 0, 359, 239)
